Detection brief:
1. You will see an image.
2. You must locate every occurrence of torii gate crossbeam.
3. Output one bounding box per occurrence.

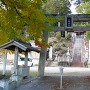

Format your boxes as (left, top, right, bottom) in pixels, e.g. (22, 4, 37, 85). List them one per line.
(46, 14, 90, 31)
(53, 26, 90, 31)
(46, 14, 90, 22)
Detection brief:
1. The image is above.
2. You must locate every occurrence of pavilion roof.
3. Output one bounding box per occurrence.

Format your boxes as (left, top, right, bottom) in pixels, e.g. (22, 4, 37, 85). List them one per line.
(0, 38, 40, 53)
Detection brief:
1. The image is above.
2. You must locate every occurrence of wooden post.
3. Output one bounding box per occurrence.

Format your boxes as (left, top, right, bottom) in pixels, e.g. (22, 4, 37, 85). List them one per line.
(3, 49, 7, 75)
(38, 30, 48, 76)
(14, 47, 18, 75)
(25, 52, 28, 67)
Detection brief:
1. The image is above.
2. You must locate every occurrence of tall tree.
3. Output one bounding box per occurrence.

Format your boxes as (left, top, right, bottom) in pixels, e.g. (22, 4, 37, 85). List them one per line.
(76, 0, 90, 39)
(43, 0, 71, 14)
(77, 1, 90, 14)
(0, 0, 57, 77)
(0, 0, 52, 47)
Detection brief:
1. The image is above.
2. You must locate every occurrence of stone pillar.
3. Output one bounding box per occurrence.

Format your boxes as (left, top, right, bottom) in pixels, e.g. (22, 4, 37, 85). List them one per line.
(58, 22, 60, 27)
(85, 46, 89, 61)
(3, 49, 7, 75)
(49, 46, 52, 60)
(25, 52, 28, 67)
(14, 47, 18, 75)
(88, 40, 90, 64)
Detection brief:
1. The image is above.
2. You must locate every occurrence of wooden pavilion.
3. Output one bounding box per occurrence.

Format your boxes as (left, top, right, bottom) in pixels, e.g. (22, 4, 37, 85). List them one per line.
(0, 38, 40, 76)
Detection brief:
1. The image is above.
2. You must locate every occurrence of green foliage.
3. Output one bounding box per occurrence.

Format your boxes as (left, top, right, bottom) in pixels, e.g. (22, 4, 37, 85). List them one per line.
(77, 2, 90, 14)
(54, 45, 62, 51)
(86, 31, 90, 40)
(56, 31, 61, 40)
(49, 32, 55, 37)
(54, 44, 67, 54)
(76, 1, 90, 40)
(74, 22, 90, 27)
(49, 32, 71, 55)
(43, 0, 71, 14)
(0, 0, 54, 47)
(65, 33, 71, 40)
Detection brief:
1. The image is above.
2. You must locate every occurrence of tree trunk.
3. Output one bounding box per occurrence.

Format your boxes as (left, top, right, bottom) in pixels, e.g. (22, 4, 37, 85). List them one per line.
(38, 30, 48, 77)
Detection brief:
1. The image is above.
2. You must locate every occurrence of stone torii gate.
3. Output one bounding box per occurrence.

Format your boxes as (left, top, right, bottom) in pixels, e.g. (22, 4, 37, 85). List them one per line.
(38, 14, 90, 77)
(46, 14, 90, 31)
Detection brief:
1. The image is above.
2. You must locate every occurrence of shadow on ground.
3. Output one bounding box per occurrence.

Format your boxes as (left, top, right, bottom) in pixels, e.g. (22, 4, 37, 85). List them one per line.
(15, 75, 90, 90)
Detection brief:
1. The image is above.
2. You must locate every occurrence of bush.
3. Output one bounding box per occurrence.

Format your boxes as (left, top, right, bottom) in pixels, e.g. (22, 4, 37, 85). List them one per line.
(56, 31, 61, 40)
(86, 31, 90, 40)
(65, 34, 71, 40)
(49, 32, 56, 37)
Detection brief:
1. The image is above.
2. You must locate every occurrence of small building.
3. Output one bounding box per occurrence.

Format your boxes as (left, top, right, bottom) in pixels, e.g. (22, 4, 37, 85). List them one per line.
(0, 38, 40, 77)
(0, 38, 40, 90)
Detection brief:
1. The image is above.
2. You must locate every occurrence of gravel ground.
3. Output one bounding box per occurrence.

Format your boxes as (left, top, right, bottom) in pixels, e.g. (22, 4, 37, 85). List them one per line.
(14, 75, 90, 90)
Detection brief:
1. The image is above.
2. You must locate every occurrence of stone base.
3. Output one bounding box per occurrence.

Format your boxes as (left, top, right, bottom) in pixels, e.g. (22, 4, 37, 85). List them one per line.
(0, 79, 16, 90)
(10, 75, 22, 87)
(11, 66, 30, 78)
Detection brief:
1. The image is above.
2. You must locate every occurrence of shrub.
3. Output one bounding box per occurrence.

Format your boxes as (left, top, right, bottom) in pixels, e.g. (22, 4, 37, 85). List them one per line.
(56, 31, 61, 40)
(65, 34, 71, 40)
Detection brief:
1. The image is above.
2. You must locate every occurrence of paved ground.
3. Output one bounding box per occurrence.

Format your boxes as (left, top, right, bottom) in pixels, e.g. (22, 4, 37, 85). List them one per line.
(1, 65, 90, 90)
(14, 66, 90, 90)
(14, 75, 90, 90)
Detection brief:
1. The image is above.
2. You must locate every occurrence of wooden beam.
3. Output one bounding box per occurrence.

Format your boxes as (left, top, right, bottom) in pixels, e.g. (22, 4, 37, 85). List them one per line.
(73, 26, 90, 31)
(46, 14, 90, 22)
(46, 14, 90, 31)
(73, 14, 90, 22)
(53, 26, 90, 32)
